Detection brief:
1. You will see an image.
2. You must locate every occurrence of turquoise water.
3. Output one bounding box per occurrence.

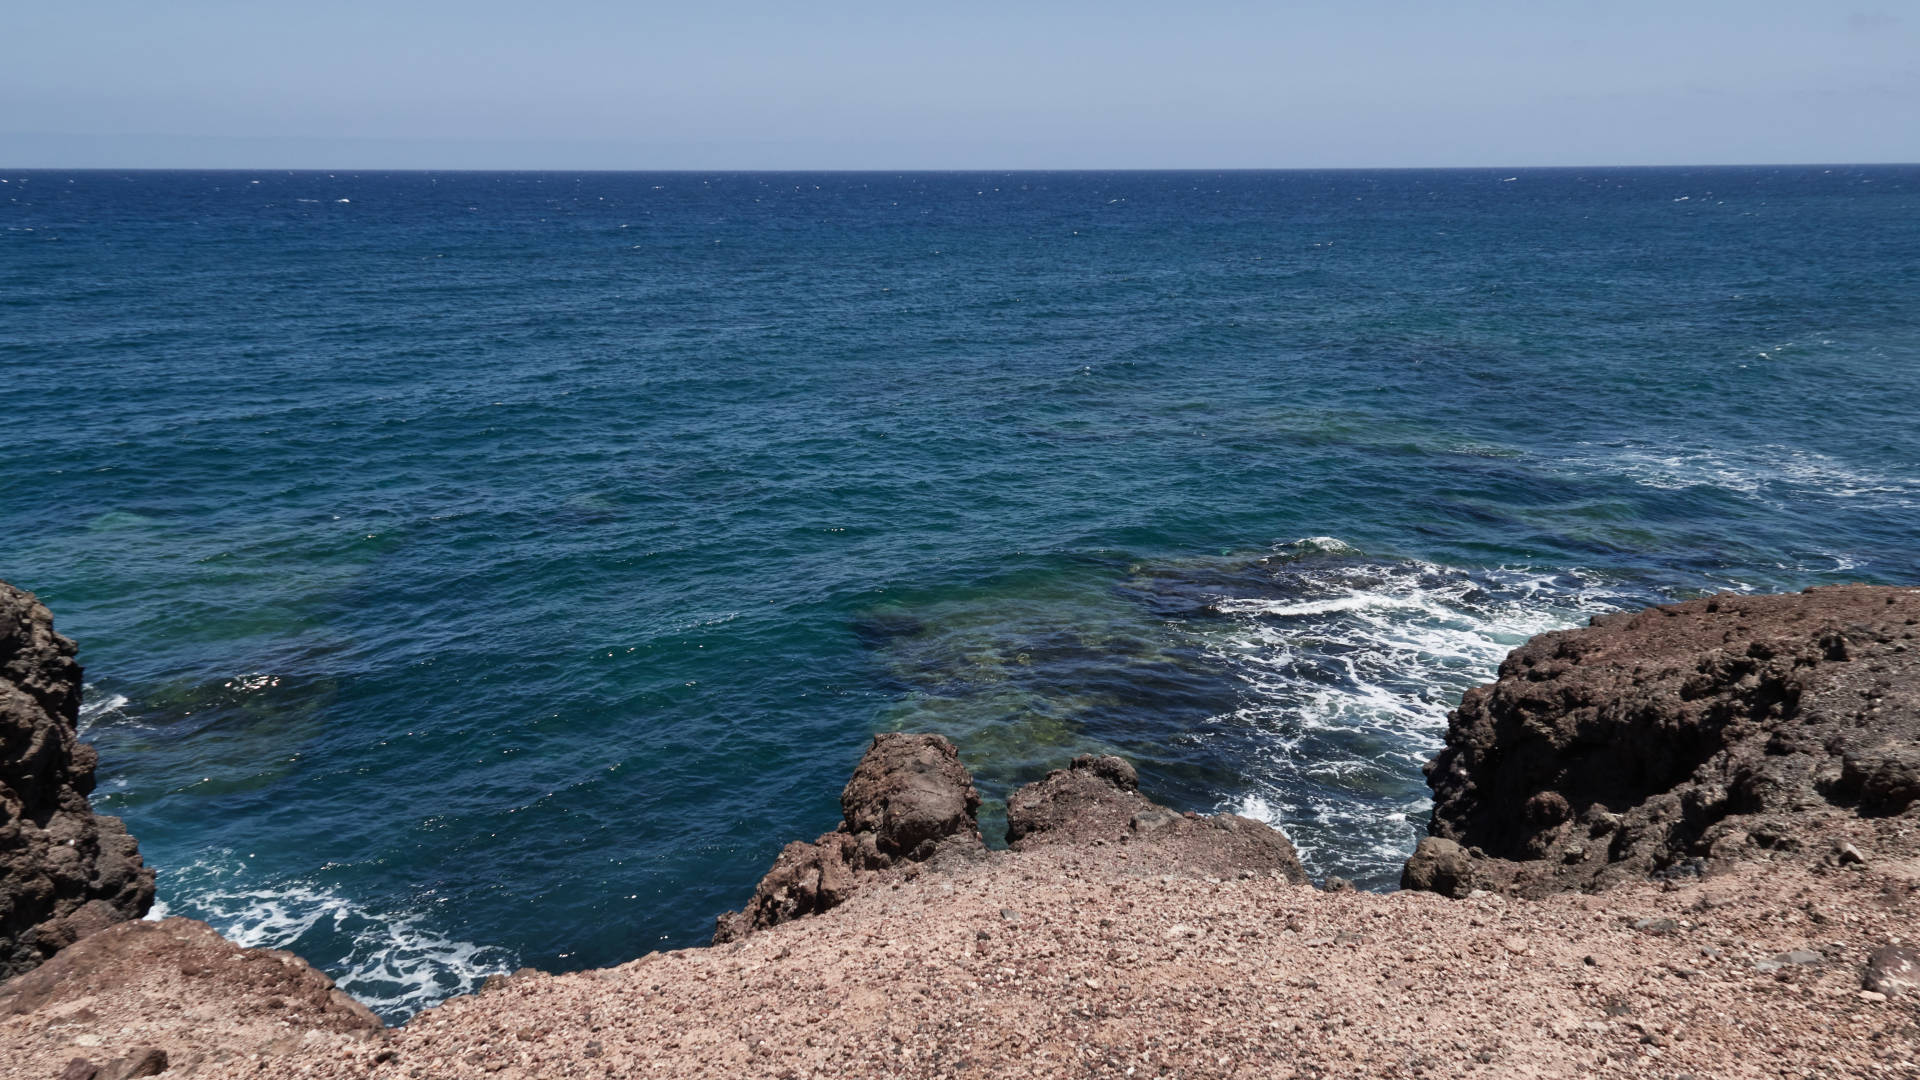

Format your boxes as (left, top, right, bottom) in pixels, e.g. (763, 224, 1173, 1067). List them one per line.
(4, 167, 1917, 1018)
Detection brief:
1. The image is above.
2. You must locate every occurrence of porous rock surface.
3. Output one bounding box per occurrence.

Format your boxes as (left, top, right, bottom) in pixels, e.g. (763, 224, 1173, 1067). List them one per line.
(0, 583, 154, 979)
(12, 845, 1919, 1079)
(712, 732, 988, 943)
(1412, 584, 1920, 897)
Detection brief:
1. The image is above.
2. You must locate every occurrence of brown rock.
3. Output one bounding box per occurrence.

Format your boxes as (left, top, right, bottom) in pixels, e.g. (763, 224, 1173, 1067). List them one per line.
(839, 733, 982, 857)
(1413, 586, 1920, 896)
(0, 917, 382, 1034)
(1007, 754, 1308, 883)
(1400, 837, 1473, 898)
(102, 1047, 167, 1079)
(713, 734, 985, 942)
(1864, 944, 1920, 997)
(0, 582, 156, 978)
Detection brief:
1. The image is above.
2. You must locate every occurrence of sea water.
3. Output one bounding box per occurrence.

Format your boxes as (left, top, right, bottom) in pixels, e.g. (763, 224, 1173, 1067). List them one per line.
(4, 167, 1917, 1019)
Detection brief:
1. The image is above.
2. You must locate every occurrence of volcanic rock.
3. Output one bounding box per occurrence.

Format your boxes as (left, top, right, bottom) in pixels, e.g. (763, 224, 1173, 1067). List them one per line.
(1410, 584, 1920, 896)
(1863, 944, 1920, 997)
(1008, 753, 1309, 883)
(712, 733, 986, 942)
(1400, 836, 1474, 898)
(0, 582, 154, 979)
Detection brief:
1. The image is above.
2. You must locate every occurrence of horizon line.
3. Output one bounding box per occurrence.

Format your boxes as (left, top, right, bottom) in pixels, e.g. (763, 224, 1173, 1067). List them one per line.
(5, 161, 1918, 174)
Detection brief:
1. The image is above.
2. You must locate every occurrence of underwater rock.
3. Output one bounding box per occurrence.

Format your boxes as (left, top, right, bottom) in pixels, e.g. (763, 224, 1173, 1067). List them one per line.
(0, 581, 155, 980)
(1409, 584, 1920, 896)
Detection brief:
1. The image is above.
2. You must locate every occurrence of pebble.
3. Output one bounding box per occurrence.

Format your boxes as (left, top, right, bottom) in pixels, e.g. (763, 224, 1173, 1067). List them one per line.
(1752, 950, 1822, 972)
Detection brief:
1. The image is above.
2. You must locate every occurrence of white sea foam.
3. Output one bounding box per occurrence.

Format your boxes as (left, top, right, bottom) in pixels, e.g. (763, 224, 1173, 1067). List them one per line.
(157, 856, 515, 1019)
(76, 688, 132, 733)
(1189, 539, 1634, 884)
(1566, 442, 1919, 506)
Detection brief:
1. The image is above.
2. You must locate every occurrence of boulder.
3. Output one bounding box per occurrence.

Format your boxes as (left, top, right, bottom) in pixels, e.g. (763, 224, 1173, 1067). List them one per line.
(713, 733, 985, 942)
(1864, 944, 1920, 998)
(1406, 585, 1920, 896)
(1400, 837, 1474, 898)
(839, 732, 981, 858)
(0, 581, 155, 979)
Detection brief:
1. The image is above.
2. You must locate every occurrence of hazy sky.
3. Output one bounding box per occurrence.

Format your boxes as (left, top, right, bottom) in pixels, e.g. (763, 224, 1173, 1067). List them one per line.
(4, 1, 1914, 169)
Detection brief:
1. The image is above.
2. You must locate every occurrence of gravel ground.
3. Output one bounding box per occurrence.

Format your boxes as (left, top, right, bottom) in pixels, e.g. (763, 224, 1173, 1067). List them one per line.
(9, 835, 1919, 1080)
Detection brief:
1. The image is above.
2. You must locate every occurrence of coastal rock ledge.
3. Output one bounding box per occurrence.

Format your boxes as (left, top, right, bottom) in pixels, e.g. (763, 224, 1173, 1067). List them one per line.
(0, 584, 154, 980)
(714, 736, 1308, 943)
(1405, 584, 1920, 898)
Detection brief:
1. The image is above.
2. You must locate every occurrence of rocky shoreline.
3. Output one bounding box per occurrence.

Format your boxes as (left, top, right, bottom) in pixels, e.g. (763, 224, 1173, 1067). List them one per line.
(5, 583, 1920, 1078)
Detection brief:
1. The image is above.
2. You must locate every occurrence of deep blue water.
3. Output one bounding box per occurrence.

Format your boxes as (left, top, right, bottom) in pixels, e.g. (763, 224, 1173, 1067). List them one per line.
(4, 167, 1917, 1019)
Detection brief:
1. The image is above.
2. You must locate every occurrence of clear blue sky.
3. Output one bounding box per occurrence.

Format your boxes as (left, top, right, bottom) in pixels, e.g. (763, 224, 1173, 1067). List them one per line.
(4, 1, 1914, 168)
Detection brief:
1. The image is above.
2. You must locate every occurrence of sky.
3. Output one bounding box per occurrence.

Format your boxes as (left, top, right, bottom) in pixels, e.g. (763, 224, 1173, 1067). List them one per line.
(3, 1, 1915, 169)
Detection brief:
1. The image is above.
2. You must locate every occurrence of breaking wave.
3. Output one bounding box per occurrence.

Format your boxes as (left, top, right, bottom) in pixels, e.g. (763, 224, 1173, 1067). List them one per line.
(149, 856, 515, 1021)
(1181, 538, 1645, 887)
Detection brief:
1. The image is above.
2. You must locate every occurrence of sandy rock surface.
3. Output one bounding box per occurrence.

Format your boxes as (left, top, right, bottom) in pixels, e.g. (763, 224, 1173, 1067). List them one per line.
(0, 917, 380, 1079)
(0, 583, 154, 980)
(8, 844, 1917, 1079)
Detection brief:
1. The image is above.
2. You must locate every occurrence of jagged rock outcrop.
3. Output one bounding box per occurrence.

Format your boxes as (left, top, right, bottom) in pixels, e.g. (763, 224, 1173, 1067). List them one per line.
(1, 582, 154, 980)
(1008, 753, 1310, 883)
(716, 739, 1313, 944)
(1409, 584, 1920, 897)
(712, 733, 987, 942)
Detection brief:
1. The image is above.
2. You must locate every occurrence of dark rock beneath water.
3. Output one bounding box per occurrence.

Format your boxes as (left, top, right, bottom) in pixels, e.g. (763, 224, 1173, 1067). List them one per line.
(713, 733, 986, 943)
(1406, 585, 1920, 897)
(0, 581, 155, 979)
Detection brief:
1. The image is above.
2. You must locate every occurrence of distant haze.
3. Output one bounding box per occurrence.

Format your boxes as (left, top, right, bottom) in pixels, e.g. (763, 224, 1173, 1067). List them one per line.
(4, 1, 1915, 169)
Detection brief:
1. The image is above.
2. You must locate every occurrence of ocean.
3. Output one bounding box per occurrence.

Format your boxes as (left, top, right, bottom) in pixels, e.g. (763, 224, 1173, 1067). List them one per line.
(4, 167, 1917, 1019)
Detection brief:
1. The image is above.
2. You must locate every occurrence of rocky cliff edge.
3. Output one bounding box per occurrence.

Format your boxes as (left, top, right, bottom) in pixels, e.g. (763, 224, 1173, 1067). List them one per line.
(1404, 584, 1920, 899)
(0, 584, 154, 981)
(6, 585, 1920, 1079)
